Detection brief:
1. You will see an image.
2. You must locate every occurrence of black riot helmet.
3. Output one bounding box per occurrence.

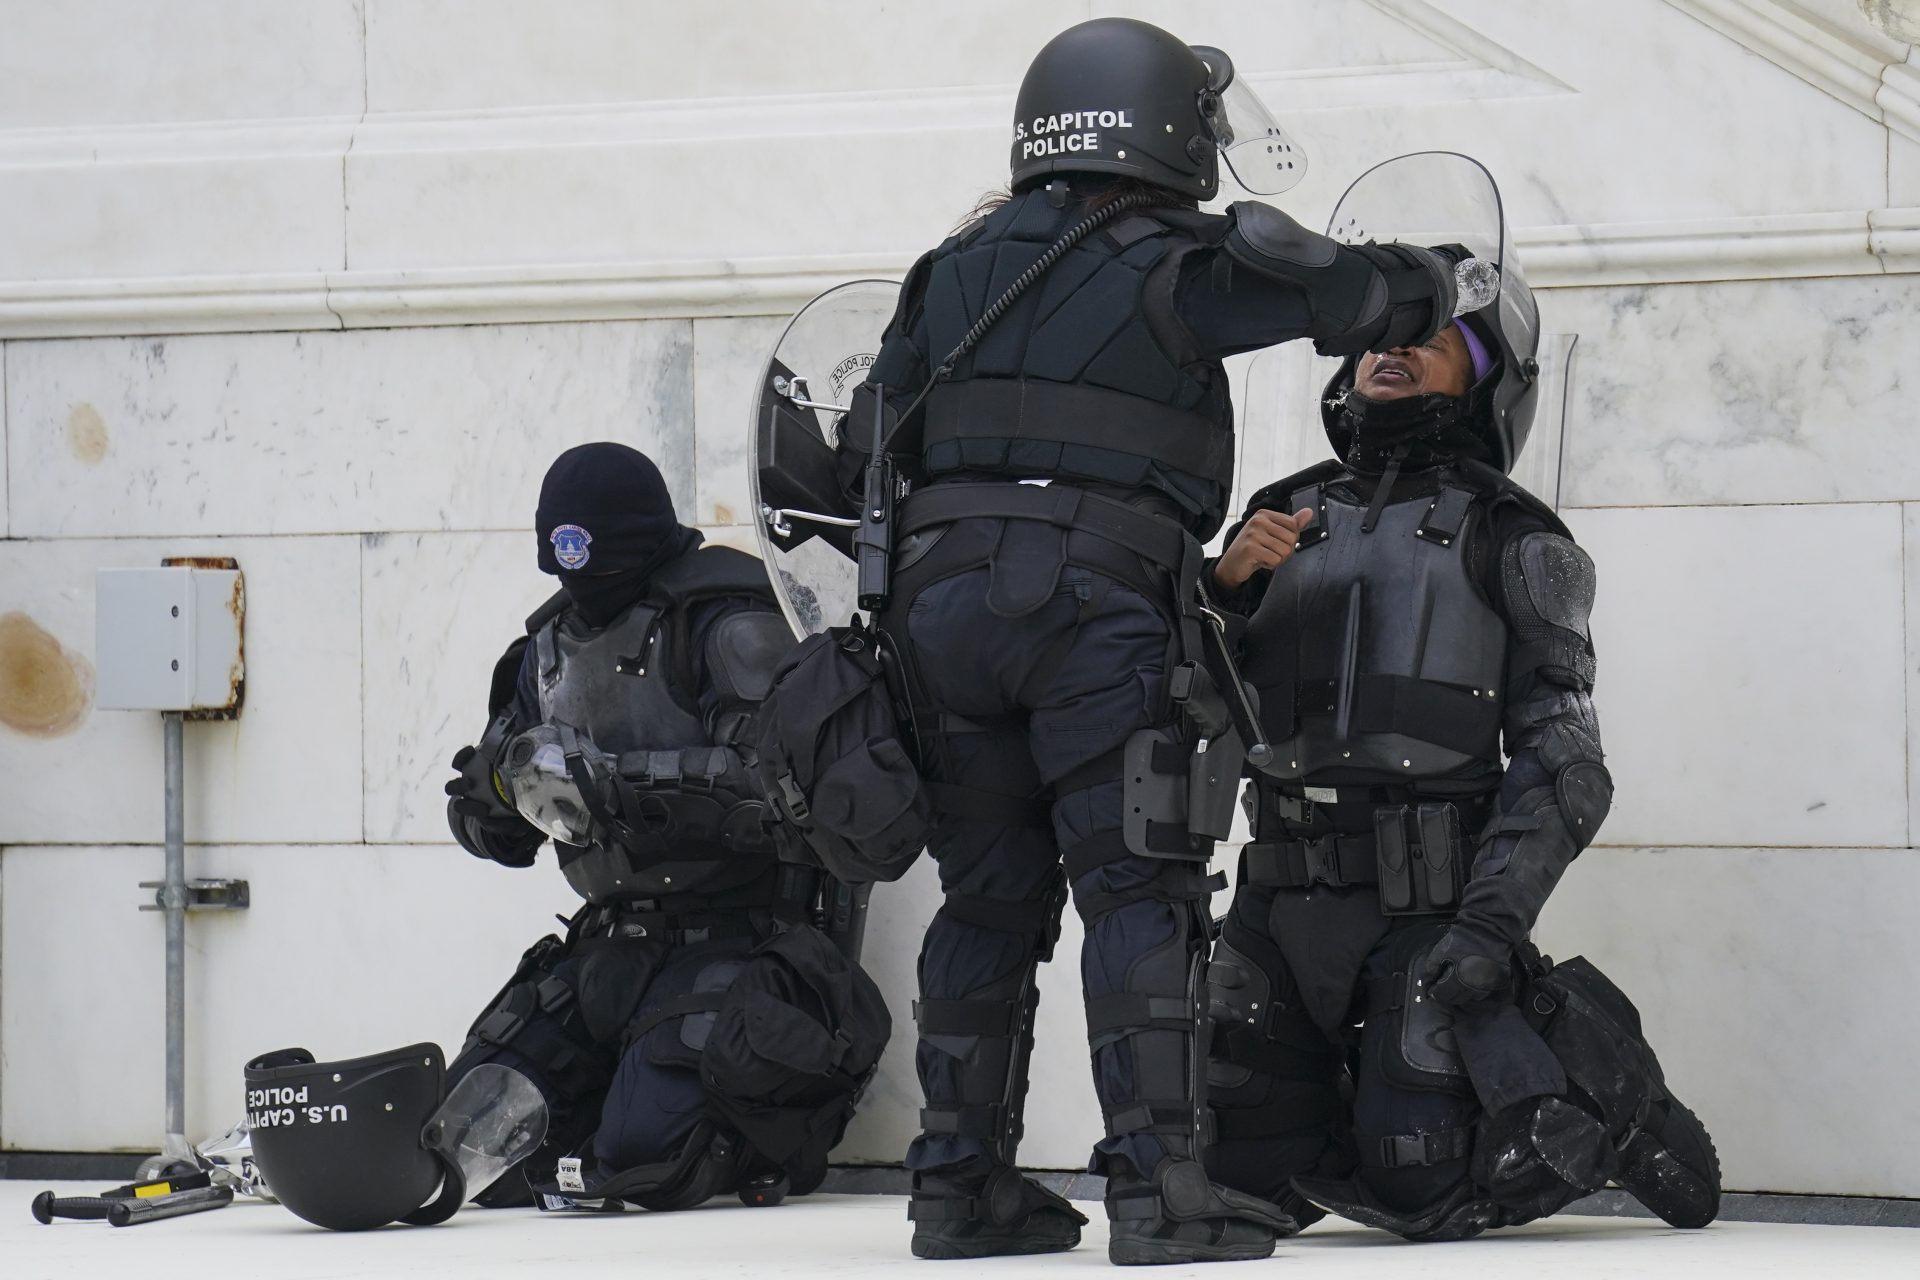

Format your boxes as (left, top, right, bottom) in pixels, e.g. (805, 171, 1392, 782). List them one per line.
(1318, 152, 1542, 472)
(1009, 18, 1304, 200)
(245, 1044, 463, 1231)
(245, 1044, 549, 1231)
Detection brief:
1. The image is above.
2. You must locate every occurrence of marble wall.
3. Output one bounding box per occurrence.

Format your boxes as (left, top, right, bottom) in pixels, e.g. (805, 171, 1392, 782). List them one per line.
(2, 0, 1918, 1200)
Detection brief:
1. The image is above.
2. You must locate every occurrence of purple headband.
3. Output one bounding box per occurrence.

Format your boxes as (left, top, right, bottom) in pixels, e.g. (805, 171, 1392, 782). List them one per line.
(1452, 318, 1494, 383)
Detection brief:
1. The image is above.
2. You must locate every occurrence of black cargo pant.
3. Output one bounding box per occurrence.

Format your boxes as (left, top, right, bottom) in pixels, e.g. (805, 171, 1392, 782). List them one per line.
(446, 912, 765, 1204)
(895, 550, 1216, 1189)
(1207, 880, 1486, 1216)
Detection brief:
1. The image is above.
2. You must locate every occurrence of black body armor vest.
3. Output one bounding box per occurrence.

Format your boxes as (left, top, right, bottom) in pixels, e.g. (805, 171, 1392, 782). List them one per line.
(530, 547, 780, 904)
(911, 189, 1236, 535)
(1240, 467, 1508, 786)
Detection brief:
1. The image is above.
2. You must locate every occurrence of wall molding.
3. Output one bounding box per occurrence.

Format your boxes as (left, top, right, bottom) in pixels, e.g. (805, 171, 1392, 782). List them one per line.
(0, 209, 1911, 340)
(1665, 0, 1920, 140)
(0, 1, 1565, 171)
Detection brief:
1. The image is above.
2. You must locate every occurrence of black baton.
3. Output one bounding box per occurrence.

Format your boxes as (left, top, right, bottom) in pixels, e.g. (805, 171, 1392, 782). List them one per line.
(110, 1185, 233, 1225)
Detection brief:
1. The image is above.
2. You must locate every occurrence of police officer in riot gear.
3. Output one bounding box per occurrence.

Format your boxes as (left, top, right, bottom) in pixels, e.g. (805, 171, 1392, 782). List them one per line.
(829, 18, 1466, 1265)
(444, 442, 878, 1211)
(1204, 263, 1722, 1237)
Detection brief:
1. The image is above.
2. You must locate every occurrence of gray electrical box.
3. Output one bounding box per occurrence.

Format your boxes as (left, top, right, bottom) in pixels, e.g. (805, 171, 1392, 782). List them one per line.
(95, 560, 245, 715)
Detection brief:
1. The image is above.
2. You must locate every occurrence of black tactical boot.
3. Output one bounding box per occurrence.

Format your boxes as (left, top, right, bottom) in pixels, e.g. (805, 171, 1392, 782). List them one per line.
(1106, 1159, 1294, 1265)
(909, 1167, 1088, 1260)
(1615, 1098, 1720, 1229)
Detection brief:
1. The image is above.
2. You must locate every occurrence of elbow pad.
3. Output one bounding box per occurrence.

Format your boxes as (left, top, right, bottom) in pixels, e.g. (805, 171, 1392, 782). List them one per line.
(1222, 201, 1456, 354)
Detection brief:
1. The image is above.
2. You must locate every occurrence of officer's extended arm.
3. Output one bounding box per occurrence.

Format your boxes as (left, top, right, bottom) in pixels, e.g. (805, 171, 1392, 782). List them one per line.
(1179, 201, 1459, 360)
(445, 637, 546, 867)
(1425, 531, 1613, 1007)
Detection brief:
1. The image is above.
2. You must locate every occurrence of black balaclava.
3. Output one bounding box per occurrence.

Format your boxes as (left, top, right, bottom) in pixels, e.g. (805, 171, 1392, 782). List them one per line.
(535, 443, 702, 627)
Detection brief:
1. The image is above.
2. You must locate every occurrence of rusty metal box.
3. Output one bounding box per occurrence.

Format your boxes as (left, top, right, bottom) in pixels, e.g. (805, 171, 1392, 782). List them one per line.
(94, 564, 245, 714)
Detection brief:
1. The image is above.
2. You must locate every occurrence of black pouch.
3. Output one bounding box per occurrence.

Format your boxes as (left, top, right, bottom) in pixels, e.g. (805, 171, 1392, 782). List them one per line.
(701, 924, 892, 1170)
(752, 619, 932, 884)
(1373, 803, 1464, 916)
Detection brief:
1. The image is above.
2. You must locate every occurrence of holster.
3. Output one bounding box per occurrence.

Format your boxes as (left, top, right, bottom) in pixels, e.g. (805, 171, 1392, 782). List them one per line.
(1372, 803, 1465, 916)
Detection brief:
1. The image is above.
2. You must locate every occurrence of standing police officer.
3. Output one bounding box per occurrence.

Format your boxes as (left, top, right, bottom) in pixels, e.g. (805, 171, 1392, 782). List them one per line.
(1203, 253, 1722, 1237)
(443, 443, 878, 1211)
(833, 18, 1466, 1265)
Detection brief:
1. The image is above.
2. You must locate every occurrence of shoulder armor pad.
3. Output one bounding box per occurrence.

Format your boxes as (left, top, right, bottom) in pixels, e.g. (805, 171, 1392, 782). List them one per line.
(1510, 532, 1596, 639)
(649, 546, 779, 610)
(704, 608, 797, 705)
(523, 588, 570, 635)
(1241, 459, 1347, 519)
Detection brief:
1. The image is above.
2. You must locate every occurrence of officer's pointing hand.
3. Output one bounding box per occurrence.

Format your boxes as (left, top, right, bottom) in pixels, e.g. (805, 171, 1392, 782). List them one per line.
(1213, 507, 1315, 589)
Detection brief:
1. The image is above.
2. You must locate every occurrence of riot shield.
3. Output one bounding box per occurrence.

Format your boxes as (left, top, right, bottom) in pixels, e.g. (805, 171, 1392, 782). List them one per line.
(750, 279, 900, 636)
(1233, 152, 1576, 516)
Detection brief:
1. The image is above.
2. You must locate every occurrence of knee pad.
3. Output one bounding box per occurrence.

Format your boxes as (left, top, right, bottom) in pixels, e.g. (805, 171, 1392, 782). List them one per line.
(1205, 935, 1275, 1092)
(1469, 1096, 1611, 1224)
(1368, 928, 1471, 1095)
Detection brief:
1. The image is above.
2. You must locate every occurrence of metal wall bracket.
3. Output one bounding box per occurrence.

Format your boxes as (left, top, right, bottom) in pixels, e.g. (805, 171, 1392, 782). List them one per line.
(139, 878, 251, 912)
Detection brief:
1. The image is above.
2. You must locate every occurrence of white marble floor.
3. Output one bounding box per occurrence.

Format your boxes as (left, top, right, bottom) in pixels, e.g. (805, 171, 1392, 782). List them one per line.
(3, 1184, 1914, 1280)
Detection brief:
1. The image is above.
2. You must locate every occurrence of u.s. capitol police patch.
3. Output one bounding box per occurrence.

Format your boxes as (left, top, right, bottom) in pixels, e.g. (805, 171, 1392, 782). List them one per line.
(550, 524, 593, 569)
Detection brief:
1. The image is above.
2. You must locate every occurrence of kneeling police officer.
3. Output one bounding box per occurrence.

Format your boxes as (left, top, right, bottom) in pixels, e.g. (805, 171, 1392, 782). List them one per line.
(445, 442, 886, 1211)
(1203, 172, 1722, 1239)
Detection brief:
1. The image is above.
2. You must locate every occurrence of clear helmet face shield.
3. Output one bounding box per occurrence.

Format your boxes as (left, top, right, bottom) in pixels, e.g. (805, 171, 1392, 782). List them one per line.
(1233, 151, 1576, 513)
(1325, 150, 1539, 374)
(423, 1063, 549, 1200)
(749, 279, 900, 637)
(503, 723, 603, 845)
(1191, 45, 1306, 196)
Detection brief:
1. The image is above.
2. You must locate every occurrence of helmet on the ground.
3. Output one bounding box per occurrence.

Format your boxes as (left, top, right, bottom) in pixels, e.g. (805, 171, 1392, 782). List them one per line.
(244, 1045, 547, 1231)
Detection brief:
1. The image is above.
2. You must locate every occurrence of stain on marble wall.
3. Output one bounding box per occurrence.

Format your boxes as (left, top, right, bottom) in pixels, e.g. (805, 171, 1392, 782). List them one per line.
(65, 402, 108, 465)
(0, 611, 93, 737)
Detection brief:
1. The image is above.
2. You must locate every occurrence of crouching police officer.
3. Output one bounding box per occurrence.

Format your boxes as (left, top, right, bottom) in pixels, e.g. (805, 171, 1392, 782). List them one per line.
(1203, 200, 1722, 1240)
(826, 18, 1467, 1266)
(445, 442, 886, 1212)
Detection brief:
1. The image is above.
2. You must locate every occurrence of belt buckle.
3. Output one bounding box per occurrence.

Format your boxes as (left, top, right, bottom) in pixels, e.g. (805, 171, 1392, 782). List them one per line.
(1300, 836, 1345, 889)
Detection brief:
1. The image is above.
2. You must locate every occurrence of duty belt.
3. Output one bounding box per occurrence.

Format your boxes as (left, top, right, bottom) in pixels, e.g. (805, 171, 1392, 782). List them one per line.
(897, 480, 1193, 580)
(1255, 785, 1408, 828)
(579, 895, 770, 945)
(1242, 834, 1379, 890)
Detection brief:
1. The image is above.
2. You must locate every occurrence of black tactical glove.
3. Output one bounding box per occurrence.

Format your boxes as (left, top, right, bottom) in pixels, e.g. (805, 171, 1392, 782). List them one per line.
(445, 797, 542, 867)
(1422, 921, 1516, 1009)
(1341, 241, 1458, 354)
(445, 712, 518, 822)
